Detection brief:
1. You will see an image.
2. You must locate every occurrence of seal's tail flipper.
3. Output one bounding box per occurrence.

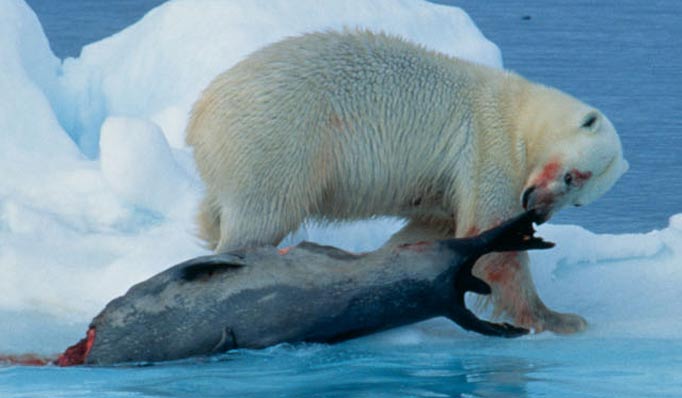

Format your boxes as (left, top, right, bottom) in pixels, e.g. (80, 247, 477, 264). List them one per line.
(478, 209, 555, 254)
(448, 215, 537, 338)
(448, 307, 529, 338)
(449, 256, 529, 338)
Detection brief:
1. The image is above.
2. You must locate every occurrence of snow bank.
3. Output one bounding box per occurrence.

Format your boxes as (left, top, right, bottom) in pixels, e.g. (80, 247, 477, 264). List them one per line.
(100, 117, 194, 215)
(530, 220, 682, 339)
(0, 0, 679, 355)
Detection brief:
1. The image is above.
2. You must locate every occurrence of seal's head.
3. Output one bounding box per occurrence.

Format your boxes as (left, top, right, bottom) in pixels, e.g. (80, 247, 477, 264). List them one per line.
(516, 85, 628, 222)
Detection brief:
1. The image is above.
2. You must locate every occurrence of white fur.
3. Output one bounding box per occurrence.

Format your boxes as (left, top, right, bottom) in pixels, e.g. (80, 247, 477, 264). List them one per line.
(186, 30, 627, 333)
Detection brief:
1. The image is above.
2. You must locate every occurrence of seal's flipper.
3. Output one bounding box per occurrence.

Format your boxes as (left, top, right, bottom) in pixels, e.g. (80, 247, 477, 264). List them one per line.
(461, 274, 491, 296)
(453, 253, 492, 305)
(478, 209, 555, 254)
(179, 254, 247, 281)
(211, 327, 238, 353)
(450, 245, 527, 337)
(449, 307, 528, 338)
(442, 210, 553, 258)
(447, 210, 554, 306)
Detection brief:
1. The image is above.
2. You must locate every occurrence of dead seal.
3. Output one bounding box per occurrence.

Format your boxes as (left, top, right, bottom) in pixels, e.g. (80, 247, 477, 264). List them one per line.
(57, 210, 552, 365)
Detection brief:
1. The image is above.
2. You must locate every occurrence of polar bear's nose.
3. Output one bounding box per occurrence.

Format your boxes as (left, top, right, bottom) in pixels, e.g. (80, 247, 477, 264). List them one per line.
(520, 186, 552, 224)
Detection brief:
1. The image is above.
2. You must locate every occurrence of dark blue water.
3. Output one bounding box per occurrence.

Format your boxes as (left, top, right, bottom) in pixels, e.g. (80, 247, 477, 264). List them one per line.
(11, 1, 682, 397)
(26, 0, 167, 59)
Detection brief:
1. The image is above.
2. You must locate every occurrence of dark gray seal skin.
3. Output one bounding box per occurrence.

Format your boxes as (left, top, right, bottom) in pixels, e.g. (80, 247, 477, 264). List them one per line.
(63, 210, 552, 365)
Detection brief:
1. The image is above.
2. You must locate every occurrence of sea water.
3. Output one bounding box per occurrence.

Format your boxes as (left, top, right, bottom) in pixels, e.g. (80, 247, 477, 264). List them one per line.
(3, 335, 682, 397)
(3, 1, 681, 397)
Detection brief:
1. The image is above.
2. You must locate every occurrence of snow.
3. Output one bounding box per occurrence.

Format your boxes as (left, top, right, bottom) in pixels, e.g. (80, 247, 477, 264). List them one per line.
(99, 116, 194, 215)
(0, 0, 679, 356)
(530, 221, 682, 339)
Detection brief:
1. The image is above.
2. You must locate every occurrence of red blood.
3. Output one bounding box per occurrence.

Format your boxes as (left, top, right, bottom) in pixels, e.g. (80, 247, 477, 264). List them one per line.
(55, 327, 96, 367)
(465, 226, 480, 237)
(537, 161, 561, 186)
(278, 246, 293, 255)
(398, 241, 433, 252)
(483, 252, 520, 283)
(570, 168, 593, 186)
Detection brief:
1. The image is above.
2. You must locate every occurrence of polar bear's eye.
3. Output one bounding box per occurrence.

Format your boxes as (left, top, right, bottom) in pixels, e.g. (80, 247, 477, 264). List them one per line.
(581, 113, 599, 130)
(564, 173, 573, 186)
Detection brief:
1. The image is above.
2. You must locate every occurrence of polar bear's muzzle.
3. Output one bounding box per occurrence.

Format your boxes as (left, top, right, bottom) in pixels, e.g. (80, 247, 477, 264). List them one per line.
(520, 162, 595, 223)
(520, 160, 566, 223)
(521, 185, 552, 224)
(521, 158, 622, 223)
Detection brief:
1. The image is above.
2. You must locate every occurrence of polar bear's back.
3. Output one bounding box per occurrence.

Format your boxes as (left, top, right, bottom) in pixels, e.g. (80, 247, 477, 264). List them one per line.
(189, 31, 494, 210)
(186, 30, 513, 249)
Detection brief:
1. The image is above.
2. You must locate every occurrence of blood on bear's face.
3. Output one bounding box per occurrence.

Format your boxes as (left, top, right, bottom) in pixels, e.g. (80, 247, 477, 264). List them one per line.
(521, 159, 594, 222)
(520, 109, 628, 222)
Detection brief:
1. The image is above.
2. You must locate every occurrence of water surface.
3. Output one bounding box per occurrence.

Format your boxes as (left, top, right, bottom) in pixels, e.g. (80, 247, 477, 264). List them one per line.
(3, 333, 681, 397)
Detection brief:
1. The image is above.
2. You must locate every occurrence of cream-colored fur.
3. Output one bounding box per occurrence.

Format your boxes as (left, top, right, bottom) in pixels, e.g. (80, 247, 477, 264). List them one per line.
(186, 30, 627, 333)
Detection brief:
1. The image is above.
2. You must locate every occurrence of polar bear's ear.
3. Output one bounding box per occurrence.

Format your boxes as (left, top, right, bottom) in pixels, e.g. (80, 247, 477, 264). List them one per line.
(580, 111, 601, 132)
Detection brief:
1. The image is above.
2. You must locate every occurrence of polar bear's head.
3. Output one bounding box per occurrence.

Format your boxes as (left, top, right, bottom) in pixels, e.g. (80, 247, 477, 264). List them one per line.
(516, 85, 628, 222)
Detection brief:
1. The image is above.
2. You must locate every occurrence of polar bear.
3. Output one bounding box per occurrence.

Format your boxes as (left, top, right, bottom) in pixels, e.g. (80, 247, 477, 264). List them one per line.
(186, 30, 628, 334)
